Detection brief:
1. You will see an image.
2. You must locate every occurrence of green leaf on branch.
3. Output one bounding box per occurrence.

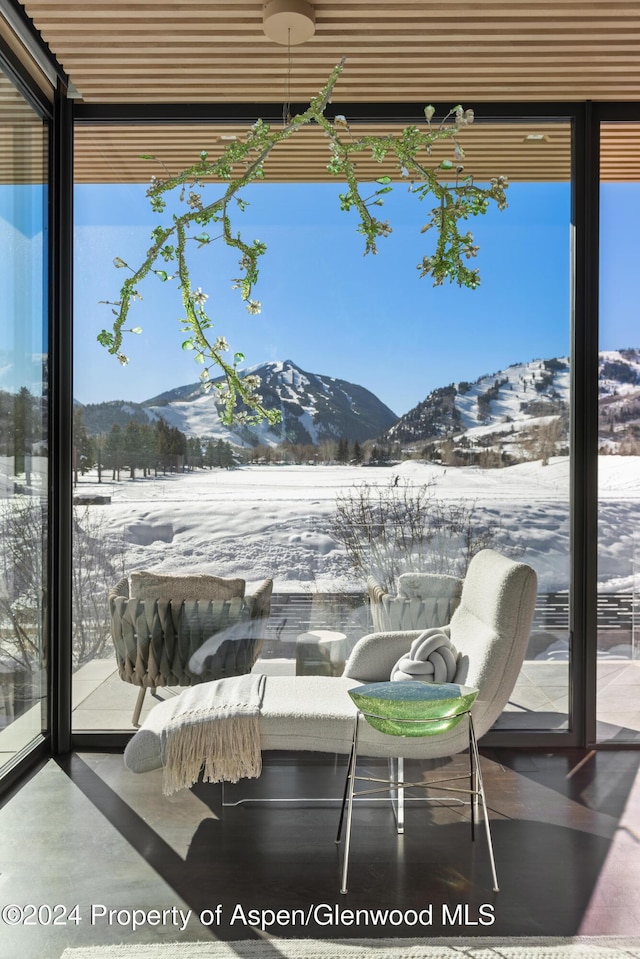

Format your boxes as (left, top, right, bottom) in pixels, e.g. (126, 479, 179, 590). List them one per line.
(97, 330, 114, 348)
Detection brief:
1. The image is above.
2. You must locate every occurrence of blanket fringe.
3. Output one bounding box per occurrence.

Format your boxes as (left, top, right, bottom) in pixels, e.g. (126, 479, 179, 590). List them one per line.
(162, 713, 262, 796)
(159, 674, 266, 796)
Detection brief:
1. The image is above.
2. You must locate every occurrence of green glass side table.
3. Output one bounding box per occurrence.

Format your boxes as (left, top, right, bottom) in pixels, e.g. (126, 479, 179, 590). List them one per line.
(336, 680, 499, 895)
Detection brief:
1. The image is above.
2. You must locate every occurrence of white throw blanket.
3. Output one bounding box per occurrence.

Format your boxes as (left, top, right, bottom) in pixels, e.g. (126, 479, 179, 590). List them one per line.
(160, 673, 266, 796)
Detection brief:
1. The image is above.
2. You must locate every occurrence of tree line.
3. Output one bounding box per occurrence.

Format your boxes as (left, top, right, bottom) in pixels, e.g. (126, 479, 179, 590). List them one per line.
(73, 412, 397, 480)
(239, 437, 392, 466)
(73, 409, 241, 482)
(0, 387, 46, 464)
(72, 408, 577, 484)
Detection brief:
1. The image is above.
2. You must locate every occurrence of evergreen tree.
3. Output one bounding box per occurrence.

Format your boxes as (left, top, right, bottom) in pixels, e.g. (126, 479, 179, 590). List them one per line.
(139, 422, 156, 476)
(94, 433, 107, 483)
(337, 437, 349, 464)
(123, 421, 143, 478)
(73, 408, 94, 484)
(0, 389, 12, 456)
(187, 436, 204, 469)
(219, 440, 234, 468)
(104, 424, 122, 481)
(13, 386, 37, 475)
(211, 438, 234, 468)
(153, 417, 186, 472)
(154, 417, 172, 473)
(169, 424, 187, 469)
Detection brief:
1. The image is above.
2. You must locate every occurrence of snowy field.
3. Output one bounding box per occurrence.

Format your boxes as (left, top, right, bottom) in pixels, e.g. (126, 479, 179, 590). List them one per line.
(68, 456, 640, 596)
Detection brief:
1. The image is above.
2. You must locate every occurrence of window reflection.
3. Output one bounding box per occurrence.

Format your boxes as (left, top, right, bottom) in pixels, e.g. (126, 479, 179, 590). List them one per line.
(0, 70, 48, 765)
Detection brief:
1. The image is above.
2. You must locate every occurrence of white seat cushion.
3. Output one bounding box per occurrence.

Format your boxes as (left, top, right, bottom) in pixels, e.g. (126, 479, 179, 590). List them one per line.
(124, 674, 476, 774)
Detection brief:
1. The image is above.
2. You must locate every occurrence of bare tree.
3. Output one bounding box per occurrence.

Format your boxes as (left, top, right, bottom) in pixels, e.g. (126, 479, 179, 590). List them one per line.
(330, 479, 518, 592)
(0, 498, 126, 678)
(0, 497, 45, 676)
(71, 507, 126, 665)
(519, 417, 566, 466)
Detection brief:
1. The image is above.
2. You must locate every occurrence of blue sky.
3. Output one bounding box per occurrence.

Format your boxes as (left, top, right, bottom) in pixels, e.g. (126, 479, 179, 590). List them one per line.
(600, 183, 640, 350)
(1, 174, 636, 415)
(0, 185, 47, 396)
(73, 177, 578, 415)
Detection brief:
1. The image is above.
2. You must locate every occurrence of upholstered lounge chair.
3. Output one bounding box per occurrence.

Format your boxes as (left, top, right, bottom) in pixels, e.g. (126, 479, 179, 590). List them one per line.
(109, 572, 273, 725)
(124, 549, 536, 771)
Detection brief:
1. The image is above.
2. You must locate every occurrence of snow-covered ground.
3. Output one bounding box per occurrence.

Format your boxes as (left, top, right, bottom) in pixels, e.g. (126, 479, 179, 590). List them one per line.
(70, 455, 640, 596)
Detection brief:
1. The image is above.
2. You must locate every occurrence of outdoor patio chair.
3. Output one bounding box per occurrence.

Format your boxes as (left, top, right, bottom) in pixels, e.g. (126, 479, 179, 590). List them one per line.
(109, 572, 272, 725)
(367, 570, 463, 632)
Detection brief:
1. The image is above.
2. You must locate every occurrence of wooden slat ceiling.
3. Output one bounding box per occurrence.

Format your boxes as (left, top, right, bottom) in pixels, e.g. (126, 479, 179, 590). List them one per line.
(19, 0, 640, 104)
(72, 123, 640, 185)
(0, 71, 47, 183)
(73, 120, 573, 184)
(601, 124, 640, 182)
(10, 1, 640, 183)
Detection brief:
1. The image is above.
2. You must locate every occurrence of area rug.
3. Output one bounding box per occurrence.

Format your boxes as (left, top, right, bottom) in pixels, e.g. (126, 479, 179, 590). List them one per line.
(59, 936, 640, 959)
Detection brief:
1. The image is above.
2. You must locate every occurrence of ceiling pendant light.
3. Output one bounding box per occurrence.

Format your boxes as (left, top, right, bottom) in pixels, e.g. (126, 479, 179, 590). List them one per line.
(263, 1, 316, 124)
(262, 0, 316, 45)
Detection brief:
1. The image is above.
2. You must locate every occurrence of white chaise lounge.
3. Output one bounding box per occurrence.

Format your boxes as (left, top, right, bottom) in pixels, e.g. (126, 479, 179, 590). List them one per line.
(124, 549, 537, 775)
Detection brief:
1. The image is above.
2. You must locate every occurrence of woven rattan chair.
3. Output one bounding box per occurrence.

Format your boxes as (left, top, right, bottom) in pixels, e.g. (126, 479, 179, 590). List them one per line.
(367, 571, 463, 633)
(109, 573, 272, 725)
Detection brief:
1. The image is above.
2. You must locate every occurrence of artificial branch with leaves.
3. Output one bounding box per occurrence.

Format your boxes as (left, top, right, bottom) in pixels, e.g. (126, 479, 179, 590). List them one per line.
(98, 58, 508, 425)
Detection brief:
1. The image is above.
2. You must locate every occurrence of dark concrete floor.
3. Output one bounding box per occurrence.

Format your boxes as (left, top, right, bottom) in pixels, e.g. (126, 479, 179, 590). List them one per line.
(1, 748, 640, 959)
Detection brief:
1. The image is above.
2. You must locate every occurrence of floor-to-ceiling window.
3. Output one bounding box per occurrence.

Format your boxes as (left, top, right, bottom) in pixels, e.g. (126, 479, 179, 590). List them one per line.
(597, 121, 640, 743)
(69, 117, 575, 735)
(0, 66, 49, 771)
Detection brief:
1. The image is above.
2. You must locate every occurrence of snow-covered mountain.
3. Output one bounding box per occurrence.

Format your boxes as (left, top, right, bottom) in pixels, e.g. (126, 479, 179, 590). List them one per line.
(383, 356, 569, 452)
(79, 360, 398, 447)
(77, 350, 640, 457)
(598, 349, 640, 451)
(381, 348, 640, 461)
